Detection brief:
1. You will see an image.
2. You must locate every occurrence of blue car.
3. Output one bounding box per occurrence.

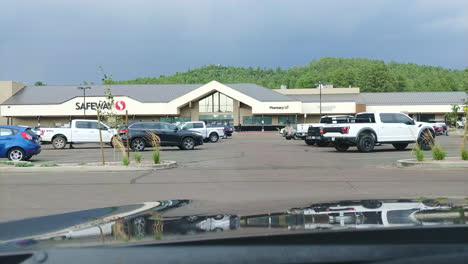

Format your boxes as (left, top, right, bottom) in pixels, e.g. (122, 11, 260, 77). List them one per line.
(0, 125, 41, 161)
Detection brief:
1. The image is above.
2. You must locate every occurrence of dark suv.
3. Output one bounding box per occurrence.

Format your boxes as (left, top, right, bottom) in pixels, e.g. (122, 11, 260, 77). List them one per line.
(120, 122, 204, 151)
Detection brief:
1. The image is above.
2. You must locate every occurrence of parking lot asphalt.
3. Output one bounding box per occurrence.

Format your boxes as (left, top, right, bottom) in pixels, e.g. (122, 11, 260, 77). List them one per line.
(1, 133, 468, 222)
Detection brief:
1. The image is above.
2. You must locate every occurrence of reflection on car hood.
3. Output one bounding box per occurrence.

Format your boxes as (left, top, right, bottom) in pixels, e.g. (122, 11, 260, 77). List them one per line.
(0, 198, 467, 250)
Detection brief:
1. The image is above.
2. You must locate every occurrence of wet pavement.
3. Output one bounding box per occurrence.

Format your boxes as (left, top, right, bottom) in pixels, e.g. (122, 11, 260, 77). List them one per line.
(1, 133, 468, 222)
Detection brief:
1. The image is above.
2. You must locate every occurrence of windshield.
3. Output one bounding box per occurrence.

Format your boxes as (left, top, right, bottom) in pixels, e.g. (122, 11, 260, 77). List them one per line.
(1, 0, 468, 255)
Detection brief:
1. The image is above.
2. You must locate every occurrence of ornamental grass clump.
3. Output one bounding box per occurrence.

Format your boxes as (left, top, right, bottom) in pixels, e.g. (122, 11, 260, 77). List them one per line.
(432, 144, 447, 161)
(14, 161, 33, 167)
(147, 132, 161, 164)
(461, 147, 468, 161)
(413, 144, 424, 161)
(134, 152, 142, 163)
(113, 137, 130, 166)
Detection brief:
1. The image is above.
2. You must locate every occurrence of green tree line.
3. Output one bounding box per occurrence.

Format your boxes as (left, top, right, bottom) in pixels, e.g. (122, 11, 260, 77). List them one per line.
(108, 57, 468, 92)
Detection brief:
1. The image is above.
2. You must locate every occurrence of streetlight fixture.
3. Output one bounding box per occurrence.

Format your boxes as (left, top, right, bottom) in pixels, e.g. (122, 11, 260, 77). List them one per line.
(314, 82, 327, 117)
(77, 86, 91, 118)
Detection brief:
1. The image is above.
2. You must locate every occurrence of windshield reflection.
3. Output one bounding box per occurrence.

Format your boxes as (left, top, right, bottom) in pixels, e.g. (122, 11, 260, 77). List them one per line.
(1, 198, 466, 249)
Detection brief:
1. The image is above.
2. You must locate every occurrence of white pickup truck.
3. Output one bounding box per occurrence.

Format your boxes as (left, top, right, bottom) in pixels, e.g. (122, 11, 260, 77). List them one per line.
(38, 119, 118, 149)
(178, 121, 225, 143)
(318, 112, 435, 152)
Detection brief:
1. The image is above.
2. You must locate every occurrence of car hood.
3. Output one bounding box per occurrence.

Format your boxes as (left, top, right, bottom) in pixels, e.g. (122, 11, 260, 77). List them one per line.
(1, 198, 467, 250)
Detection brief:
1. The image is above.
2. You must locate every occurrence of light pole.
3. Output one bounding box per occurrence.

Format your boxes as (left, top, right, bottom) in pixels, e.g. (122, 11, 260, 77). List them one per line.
(314, 82, 327, 117)
(77, 86, 91, 118)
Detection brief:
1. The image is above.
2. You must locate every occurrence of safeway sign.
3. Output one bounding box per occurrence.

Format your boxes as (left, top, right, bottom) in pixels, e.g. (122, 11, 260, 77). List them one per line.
(115, 101, 126, 111)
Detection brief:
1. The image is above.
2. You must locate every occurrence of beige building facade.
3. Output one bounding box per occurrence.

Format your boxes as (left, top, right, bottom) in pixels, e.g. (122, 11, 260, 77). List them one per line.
(0, 80, 466, 129)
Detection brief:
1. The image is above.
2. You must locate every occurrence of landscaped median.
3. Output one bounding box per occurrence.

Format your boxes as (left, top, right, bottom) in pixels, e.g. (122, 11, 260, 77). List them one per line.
(397, 157, 468, 168)
(0, 160, 177, 172)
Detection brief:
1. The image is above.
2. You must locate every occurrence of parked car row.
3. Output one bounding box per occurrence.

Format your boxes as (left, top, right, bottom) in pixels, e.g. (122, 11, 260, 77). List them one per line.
(281, 115, 353, 143)
(0, 120, 234, 161)
(36, 120, 231, 151)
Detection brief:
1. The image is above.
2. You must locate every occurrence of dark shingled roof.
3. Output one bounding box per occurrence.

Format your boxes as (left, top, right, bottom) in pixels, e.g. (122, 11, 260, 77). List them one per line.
(2, 83, 294, 105)
(285, 94, 359, 102)
(357, 92, 467, 105)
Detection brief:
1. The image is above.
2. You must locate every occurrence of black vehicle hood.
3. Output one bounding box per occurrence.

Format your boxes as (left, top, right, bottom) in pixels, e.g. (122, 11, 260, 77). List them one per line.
(1, 198, 467, 250)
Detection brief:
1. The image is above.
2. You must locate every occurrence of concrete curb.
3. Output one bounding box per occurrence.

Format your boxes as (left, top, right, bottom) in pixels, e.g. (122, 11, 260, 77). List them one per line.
(397, 157, 468, 168)
(0, 160, 177, 173)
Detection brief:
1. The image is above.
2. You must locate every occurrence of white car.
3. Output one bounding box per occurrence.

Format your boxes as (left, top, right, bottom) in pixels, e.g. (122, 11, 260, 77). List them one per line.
(178, 121, 225, 142)
(195, 215, 237, 232)
(319, 112, 435, 152)
(457, 117, 466, 129)
(38, 119, 118, 149)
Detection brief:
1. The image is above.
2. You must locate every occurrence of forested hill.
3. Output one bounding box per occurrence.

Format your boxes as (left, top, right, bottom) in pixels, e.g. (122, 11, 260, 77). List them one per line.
(109, 57, 468, 92)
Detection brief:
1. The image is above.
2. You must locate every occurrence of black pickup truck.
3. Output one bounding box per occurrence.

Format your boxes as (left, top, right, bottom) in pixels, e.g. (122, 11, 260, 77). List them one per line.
(305, 115, 353, 146)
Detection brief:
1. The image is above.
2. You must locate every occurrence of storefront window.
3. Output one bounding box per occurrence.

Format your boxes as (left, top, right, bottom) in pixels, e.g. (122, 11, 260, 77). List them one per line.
(243, 116, 272, 125)
(199, 92, 233, 113)
(160, 117, 190, 124)
(419, 114, 435, 122)
(278, 116, 297, 125)
(199, 114, 233, 126)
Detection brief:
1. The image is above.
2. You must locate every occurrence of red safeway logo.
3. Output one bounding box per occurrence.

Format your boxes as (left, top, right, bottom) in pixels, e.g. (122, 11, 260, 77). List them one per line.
(115, 101, 126, 111)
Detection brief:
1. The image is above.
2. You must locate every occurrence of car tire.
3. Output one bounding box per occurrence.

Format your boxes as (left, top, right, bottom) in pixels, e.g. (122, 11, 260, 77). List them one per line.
(418, 130, 433, 151)
(8, 148, 26, 161)
(316, 141, 329, 147)
(305, 140, 315, 146)
(209, 133, 219, 143)
(214, 214, 224, 220)
(362, 200, 382, 209)
(334, 142, 349, 152)
(181, 137, 195, 150)
(357, 135, 375, 153)
(392, 143, 408, 151)
(285, 137, 292, 140)
(184, 215, 199, 223)
(131, 138, 146, 152)
(52, 136, 67, 149)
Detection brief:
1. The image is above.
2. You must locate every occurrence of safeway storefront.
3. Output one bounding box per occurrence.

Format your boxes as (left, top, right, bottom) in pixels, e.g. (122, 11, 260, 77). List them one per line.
(0, 80, 466, 129)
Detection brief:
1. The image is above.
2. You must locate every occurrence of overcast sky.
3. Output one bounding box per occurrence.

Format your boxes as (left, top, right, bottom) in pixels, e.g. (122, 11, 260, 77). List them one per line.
(1, 0, 467, 85)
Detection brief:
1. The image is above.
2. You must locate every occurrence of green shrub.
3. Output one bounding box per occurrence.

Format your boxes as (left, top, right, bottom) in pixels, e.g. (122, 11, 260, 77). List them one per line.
(432, 144, 447, 160)
(78, 162, 87, 165)
(15, 161, 34, 167)
(122, 156, 130, 166)
(151, 150, 160, 164)
(134, 152, 142, 163)
(0, 161, 15, 166)
(461, 148, 468, 161)
(414, 144, 424, 161)
(40, 163, 59, 167)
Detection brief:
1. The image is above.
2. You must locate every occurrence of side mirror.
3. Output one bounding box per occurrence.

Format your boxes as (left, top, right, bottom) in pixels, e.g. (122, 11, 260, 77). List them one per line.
(100, 126, 108, 131)
(174, 127, 179, 131)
